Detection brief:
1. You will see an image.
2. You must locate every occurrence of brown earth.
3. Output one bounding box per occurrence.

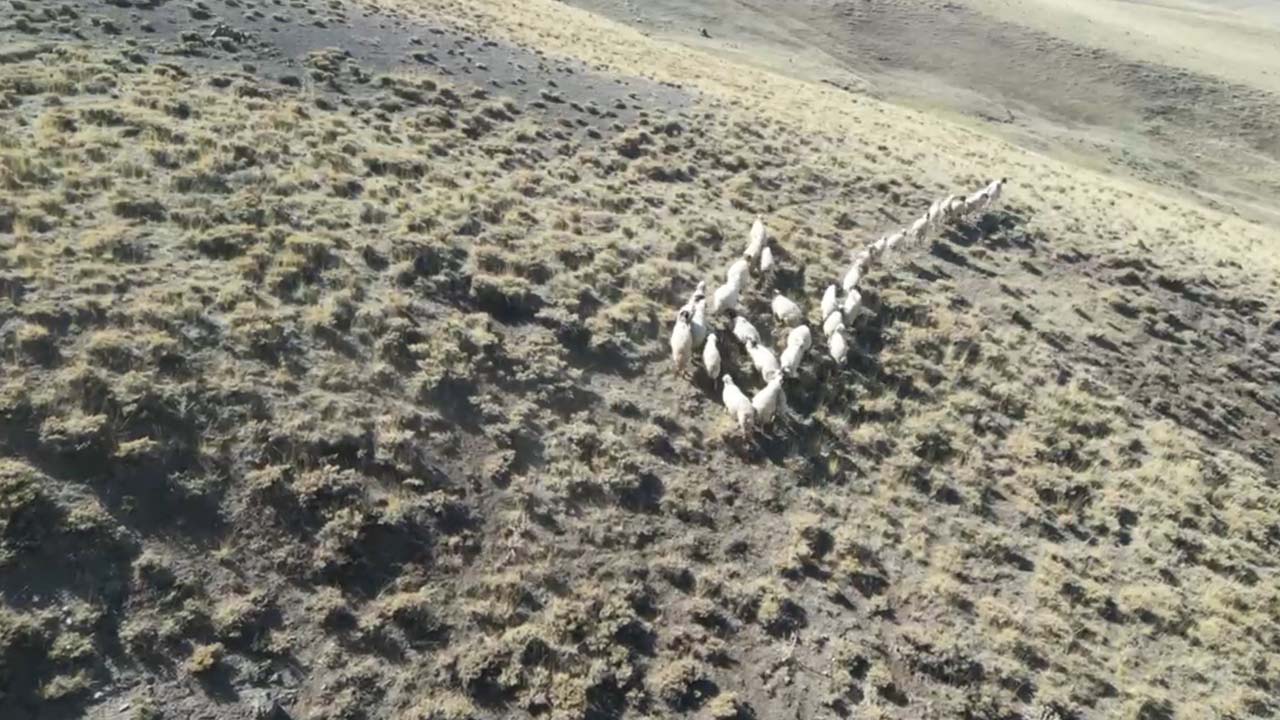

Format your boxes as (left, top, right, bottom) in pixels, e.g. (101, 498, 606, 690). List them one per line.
(0, 1, 1277, 719)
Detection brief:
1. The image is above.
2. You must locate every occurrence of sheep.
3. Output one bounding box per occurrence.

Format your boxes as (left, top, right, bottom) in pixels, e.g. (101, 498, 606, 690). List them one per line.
(927, 198, 943, 224)
(780, 342, 804, 376)
(747, 339, 781, 381)
(670, 308, 693, 375)
(828, 329, 849, 363)
(909, 214, 929, 241)
(709, 281, 740, 316)
(882, 228, 906, 258)
(690, 298, 708, 348)
(771, 293, 803, 327)
(822, 309, 844, 339)
(727, 256, 750, 289)
(963, 189, 988, 217)
(821, 284, 838, 321)
(745, 214, 766, 261)
(787, 324, 812, 353)
(852, 248, 873, 268)
(945, 195, 966, 219)
(703, 331, 721, 378)
(841, 262, 864, 293)
(751, 371, 785, 426)
(733, 315, 761, 346)
(721, 374, 755, 432)
(869, 235, 888, 261)
(982, 177, 1007, 209)
(841, 288, 863, 317)
(759, 243, 774, 273)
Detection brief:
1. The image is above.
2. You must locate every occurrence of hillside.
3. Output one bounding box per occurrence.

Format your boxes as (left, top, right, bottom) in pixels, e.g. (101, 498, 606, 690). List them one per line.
(1, 0, 1278, 719)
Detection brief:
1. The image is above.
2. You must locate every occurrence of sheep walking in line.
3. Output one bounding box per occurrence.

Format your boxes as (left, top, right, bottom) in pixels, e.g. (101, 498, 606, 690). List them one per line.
(747, 339, 781, 381)
(908, 214, 929, 244)
(671, 308, 694, 376)
(690, 297, 708, 348)
(787, 325, 812, 353)
(709, 280, 740, 316)
(745, 214, 767, 261)
(760, 243, 774, 273)
(722, 375, 756, 433)
(772, 293, 803, 327)
(703, 331, 722, 379)
(981, 177, 1007, 210)
(821, 285, 838, 321)
(733, 315, 761, 346)
(780, 342, 804, 376)
(828, 329, 849, 363)
(823, 309, 844, 339)
(727, 256, 750, 289)
(751, 370, 785, 426)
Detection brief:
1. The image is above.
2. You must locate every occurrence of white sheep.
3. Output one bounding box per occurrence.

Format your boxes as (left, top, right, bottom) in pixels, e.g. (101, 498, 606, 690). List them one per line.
(822, 309, 844, 339)
(829, 329, 849, 363)
(841, 262, 864, 293)
(882, 228, 906, 257)
(945, 195, 966, 219)
(759, 244, 774, 273)
(703, 331, 721, 378)
(690, 298, 708, 348)
(841, 288, 863, 317)
(771, 293, 803, 327)
(908, 214, 929, 244)
(982, 177, 1007, 210)
(727, 256, 750, 289)
(963, 189, 988, 217)
(709, 281, 740, 316)
(787, 324, 812, 352)
(751, 371, 785, 426)
(821, 284, 838, 320)
(747, 340, 781, 381)
(670, 308, 693, 375)
(721, 374, 755, 432)
(733, 315, 761, 346)
(745, 214, 766, 260)
(780, 342, 804, 376)
(927, 198, 942, 224)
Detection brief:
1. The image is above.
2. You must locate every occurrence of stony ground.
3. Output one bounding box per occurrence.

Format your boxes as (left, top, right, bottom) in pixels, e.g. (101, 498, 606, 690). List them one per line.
(1, 1, 1278, 719)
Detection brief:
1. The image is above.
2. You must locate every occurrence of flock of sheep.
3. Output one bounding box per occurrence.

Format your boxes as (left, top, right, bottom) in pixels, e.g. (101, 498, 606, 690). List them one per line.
(670, 178, 1008, 434)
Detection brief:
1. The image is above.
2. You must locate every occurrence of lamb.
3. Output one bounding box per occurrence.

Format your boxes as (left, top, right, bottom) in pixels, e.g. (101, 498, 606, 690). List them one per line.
(771, 293, 803, 327)
(721, 375, 755, 432)
(670, 308, 693, 375)
(745, 214, 767, 261)
(822, 309, 844, 339)
(787, 325, 812, 353)
(733, 315, 761, 346)
(747, 340, 781, 381)
(751, 371, 785, 426)
(703, 332, 721, 378)
(759, 243, 774, 273)
(821, 284, 838, 320)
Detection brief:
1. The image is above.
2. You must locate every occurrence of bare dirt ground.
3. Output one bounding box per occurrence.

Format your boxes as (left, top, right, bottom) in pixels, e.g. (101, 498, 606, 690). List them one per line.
(1, 0, 1278, 719)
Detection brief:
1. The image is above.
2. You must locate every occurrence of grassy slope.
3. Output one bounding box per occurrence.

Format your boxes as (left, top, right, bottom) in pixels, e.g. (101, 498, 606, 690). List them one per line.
(0, 0, 1278, 718)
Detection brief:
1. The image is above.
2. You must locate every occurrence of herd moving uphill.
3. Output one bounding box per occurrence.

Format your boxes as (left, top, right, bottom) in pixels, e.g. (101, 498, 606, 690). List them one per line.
(670, 178, 1008, 436)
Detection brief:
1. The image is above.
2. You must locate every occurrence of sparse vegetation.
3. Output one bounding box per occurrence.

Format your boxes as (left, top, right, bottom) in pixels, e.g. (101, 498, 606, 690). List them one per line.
(0, 0, 1277, 719)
